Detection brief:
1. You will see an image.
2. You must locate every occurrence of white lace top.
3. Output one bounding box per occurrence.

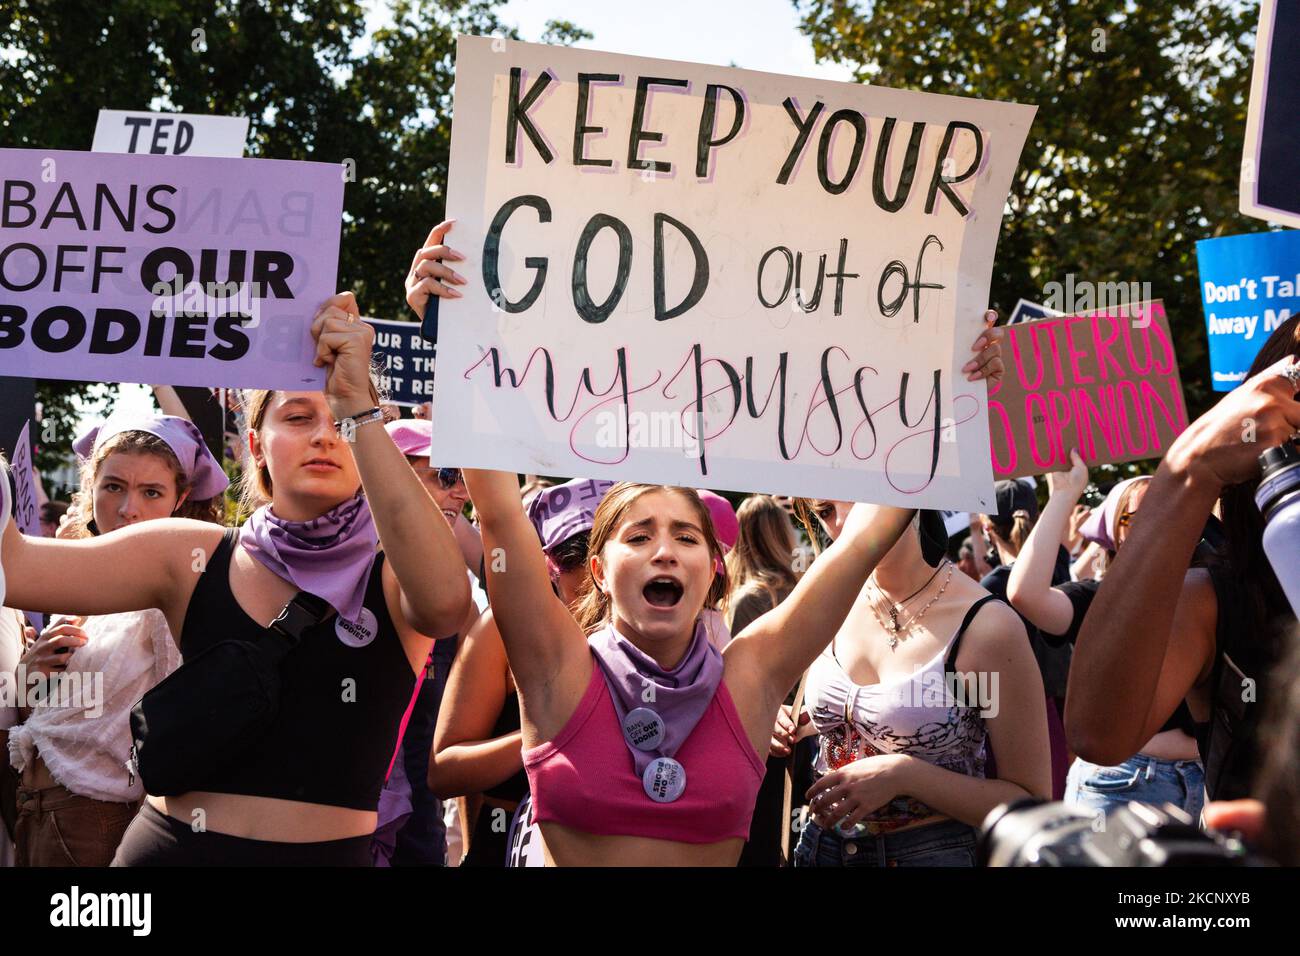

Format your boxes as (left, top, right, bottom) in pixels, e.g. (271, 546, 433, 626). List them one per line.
(8, 608, 180, 802)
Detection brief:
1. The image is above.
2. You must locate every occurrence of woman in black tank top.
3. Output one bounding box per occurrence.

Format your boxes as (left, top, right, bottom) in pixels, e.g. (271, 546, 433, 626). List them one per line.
(1, 271, 474, 864)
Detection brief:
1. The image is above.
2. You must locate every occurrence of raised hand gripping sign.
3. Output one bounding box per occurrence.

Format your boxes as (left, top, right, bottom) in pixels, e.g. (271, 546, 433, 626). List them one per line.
(0, 148, 343, 390)
(433, 38, 1035, 511)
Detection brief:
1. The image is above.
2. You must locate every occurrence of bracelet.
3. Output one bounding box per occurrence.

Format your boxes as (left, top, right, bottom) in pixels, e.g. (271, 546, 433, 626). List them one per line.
(333, 406, 385, 434)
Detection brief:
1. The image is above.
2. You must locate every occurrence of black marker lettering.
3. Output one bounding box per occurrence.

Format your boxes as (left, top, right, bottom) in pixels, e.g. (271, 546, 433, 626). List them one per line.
(150, 118, 173, 154)
(628, 76, 690, 173)
(899, 369, 943, 484)
(757, 247, 794, 308)
(506, 67, 554, 165)
(123, 116, 150, 153)
(574, 72, 619, 167)
(776, 98, 823, 185)
(572, 213, 632, 323)
(653, 212, 709, 321)
(816, 109, 867, 195)
(695, 84, 745, 177)
(871, 118, 925, 212)
(925, 121, 983, 217)
(482, 194, 551, 313)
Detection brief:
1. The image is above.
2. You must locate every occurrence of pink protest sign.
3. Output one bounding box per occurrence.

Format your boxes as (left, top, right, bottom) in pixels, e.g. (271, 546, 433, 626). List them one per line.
(0, 148, 343, 389)
(987, 301, 1188, 477)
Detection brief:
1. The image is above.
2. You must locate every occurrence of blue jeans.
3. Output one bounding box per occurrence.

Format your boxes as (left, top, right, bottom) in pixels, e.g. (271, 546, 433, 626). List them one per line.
(794, 818, 978, 868)
(1065, 755, 1205, 820)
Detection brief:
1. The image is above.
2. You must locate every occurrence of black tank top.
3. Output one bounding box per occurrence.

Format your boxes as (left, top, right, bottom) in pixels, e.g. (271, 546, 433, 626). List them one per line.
(180, 529, 416, 811)
(483, 691, 529, 803)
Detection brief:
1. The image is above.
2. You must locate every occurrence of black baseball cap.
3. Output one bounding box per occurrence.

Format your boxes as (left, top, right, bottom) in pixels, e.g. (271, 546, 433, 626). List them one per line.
(990, 479, 1039, 528)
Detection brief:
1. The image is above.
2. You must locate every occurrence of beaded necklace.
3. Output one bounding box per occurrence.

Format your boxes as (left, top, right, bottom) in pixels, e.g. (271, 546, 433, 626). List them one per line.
(866, 561, 954, 650)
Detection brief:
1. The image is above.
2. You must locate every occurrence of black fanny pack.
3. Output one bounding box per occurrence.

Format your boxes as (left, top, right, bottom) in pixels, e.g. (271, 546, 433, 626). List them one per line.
(128, 592, 330, 797)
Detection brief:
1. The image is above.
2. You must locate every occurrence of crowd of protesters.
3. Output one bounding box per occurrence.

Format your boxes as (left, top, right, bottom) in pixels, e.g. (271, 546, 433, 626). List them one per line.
(0, 221, 1297, 867)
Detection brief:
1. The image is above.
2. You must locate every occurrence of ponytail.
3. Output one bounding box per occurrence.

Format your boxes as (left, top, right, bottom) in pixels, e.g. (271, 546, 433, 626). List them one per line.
(1008, 509, 1033, 553)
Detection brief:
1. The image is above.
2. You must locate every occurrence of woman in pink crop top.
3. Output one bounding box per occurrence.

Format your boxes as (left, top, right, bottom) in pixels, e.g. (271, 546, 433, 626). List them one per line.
(460, 351, 1008, 865)
(465, 468, 931, 865)
(778, 501, 1052, 867)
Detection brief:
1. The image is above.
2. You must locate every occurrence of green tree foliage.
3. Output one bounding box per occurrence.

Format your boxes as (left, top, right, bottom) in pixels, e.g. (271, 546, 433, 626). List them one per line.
(793, 0, 1262, 421)
(0, 0, 586, 475)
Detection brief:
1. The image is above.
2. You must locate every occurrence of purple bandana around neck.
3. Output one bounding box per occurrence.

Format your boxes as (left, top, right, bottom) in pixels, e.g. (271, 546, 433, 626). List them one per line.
(239, 491, 379, 625)
(588, 618, 724, 778)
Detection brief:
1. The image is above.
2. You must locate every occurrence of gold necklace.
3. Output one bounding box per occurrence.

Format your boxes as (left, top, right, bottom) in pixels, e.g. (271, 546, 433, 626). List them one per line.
(867, 562, 954, 650)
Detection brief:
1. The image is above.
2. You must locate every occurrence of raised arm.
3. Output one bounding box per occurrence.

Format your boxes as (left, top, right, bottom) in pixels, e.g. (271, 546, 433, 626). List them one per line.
(461, 468, 588, 705)
(1007, 450, 1087, 635)
(1070, 541, 1104, 582)
(1, 517, 220, 629)
(1067, 357, 1300, 763)
(312, 292, 470, 638)
(428, 608, 524, 799)
(452, 515, 485, 581)
(726, 502, 915, 706)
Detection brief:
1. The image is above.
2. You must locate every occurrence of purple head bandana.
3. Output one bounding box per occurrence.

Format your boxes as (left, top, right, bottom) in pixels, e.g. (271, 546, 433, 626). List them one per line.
(239, 491, 379, 625)
(73, 413, 229, 500)
(1079, 477, 1149, 551)
(527, 478, 616, 553)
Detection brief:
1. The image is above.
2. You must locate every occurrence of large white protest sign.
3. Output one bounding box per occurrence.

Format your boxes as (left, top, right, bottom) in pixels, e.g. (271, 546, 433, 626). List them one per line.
(433, 38, 1034, 510)
(92, 110, 249, 158)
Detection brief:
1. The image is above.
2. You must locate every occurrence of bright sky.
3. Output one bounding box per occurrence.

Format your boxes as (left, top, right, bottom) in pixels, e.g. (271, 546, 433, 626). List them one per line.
(90, 1, 851, 430)
(499, 0, 853, 81)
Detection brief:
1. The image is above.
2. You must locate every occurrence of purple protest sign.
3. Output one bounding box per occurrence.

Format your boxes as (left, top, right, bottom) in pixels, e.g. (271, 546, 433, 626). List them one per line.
(11, 420, 44, 630)
(0, 148, 343, 389)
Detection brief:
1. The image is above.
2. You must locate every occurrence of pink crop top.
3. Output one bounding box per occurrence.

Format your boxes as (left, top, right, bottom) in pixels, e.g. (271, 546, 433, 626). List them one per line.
(523, 655, 765, 844)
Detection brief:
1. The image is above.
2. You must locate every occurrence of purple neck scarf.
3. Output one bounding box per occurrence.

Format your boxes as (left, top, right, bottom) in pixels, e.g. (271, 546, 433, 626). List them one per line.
(239, 491, 378, 625)
(588, 618, 724, 778)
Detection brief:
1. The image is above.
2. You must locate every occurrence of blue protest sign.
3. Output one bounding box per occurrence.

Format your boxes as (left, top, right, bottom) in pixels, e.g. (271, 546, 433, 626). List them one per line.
(365, 317, 435, 407)
(1195, 231, 1300, 391)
